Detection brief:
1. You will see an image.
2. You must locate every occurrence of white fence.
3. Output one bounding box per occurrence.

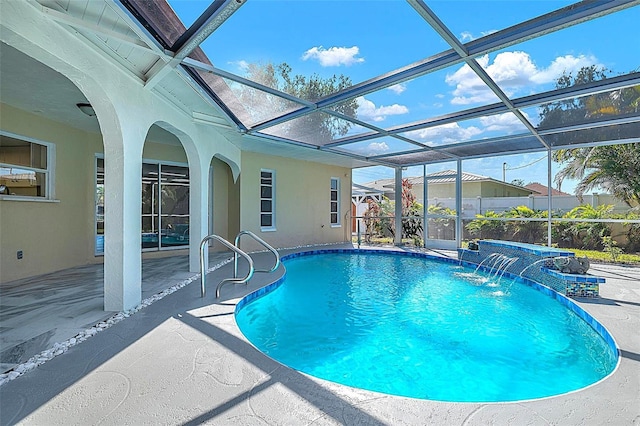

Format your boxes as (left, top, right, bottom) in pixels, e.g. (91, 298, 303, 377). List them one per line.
(353, 194, 631, 221)
(425, 194, 630, 219)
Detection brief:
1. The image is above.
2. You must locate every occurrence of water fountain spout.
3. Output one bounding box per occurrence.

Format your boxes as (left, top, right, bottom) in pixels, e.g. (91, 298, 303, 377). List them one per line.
(519, 258, 549, 278)
(475, 253, 502, 274)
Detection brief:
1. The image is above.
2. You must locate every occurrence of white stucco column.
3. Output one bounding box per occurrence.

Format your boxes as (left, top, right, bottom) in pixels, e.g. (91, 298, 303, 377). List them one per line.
(102, 117, 146, 311)
(187, 153, 211, 273)
(394, 167, 403, 245)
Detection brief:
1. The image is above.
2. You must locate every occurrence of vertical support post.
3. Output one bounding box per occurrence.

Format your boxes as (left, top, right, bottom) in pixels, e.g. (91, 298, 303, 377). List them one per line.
(547, 149, 553, 247)
(423, 164, 427, 248)
(188, 155, 211, 274)
(456, 159, 462, 249)
(103, 123, 144, 312)
(394, 167, 403, 245)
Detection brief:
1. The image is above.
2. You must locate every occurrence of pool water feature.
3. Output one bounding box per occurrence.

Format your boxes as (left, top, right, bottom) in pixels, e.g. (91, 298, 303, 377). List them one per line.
(235, 251, 617, 402)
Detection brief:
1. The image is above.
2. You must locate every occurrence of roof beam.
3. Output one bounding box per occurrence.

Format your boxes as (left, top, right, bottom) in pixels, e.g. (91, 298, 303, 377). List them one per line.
(246, 49, 462, 132)
(144, 0, 245, 89)
(513, 72, 640, 109)
(182, 58, 314, 108)
(171, 0, 245, 56)
(464, 0, 640, 57)
(410, 0, 550, 149)
(180, 65, 247, 132)
(248, 0, 639, 136)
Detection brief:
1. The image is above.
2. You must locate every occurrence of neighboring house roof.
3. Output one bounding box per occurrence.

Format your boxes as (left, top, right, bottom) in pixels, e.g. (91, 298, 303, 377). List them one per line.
(356, 178, 396, 192)
(352, 183, 384, 196)
(524, 182, 571, 196)
(359, 170, 534, 194)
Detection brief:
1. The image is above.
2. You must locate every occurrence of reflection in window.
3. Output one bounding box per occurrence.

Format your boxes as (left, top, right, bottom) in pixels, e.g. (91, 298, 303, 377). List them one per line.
(96, 158, 104, 254)
(95, 158, 190, 254)
(260, 169, 275, 230)
(331, 177, 340, 226)
(142, 163, 190, 250)
(0, 134, 50, 198)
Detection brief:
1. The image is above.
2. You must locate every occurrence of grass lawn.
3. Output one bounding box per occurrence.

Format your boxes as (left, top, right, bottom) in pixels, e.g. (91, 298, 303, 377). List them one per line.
(571, 249, 640, 264)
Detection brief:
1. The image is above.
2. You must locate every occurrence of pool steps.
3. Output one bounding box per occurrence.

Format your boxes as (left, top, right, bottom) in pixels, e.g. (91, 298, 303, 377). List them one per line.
(199, 231, 281, 298)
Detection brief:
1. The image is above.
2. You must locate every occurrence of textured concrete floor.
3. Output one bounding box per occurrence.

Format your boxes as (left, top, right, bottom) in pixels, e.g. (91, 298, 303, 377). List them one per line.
(0, 245, 639, 425)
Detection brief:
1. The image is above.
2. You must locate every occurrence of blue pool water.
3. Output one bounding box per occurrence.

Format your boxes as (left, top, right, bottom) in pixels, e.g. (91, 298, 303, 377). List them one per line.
(235, 251, 617, 402)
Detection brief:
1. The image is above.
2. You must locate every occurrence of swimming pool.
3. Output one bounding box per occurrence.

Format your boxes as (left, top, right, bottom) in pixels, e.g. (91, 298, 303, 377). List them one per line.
(235, 250, 618, 402)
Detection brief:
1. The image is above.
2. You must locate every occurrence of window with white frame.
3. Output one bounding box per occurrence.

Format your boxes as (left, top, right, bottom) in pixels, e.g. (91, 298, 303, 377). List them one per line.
(330, 177, 340, 226)
(0, 133, 53, 198)
(260, 169, 275, 230)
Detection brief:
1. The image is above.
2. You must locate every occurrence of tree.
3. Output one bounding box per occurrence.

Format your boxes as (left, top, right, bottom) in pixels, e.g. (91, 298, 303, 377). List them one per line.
(363, 179, 423, 242)
(503, 206, 547, 244)
(539, 66, 640, 205)
(236, 62, 359, 144)
(556, 204, 614, 249)
(465, 210, 507, 240)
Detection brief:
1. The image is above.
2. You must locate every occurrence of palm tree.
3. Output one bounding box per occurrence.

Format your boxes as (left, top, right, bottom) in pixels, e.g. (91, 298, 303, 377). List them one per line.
(542, 66, 640, 206)
(553, 144, 640, 206)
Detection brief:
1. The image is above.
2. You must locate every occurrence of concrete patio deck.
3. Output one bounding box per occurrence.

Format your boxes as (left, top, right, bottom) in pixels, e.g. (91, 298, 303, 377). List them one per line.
(1, 244, 639, 425)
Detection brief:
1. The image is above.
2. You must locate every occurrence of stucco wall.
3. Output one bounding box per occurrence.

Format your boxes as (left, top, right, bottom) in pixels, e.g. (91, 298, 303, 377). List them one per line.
(411, 181, 530, 203)
(239, 151, 351, 251)
(0, 106, 235, 283)
(480, 181, 531, 198)
(0, 103, 103, 283)
(211, 156, 240, 242)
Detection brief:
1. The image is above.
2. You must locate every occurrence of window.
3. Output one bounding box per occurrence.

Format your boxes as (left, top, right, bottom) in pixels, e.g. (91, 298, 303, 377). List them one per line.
(330, 177, 340, 226)
(95, 157, 190, 254)
(260, 169, 275, 230)
(0, 133, 53, 198)
(95, 157, 104, 255)
(141, 162, 190, 250)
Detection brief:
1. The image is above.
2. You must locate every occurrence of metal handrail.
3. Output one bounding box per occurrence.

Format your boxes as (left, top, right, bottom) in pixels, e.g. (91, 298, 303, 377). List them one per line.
(199, 234, 254, 298)
(234, 230, 280, 278)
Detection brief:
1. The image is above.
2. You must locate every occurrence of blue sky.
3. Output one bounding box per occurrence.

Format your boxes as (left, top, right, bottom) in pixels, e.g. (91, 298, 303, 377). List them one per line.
(167, 1, 639, 194)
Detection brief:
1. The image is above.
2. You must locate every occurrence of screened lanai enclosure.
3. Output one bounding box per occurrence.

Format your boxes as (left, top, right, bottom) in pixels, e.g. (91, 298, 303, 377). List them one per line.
(3, 0, 639, 255)
(114, 0, 639, 251)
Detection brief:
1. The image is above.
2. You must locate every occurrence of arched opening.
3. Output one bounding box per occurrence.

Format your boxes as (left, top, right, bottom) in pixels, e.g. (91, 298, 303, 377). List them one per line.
(0, 42, 105, 283)
(137, 124, 191, 254)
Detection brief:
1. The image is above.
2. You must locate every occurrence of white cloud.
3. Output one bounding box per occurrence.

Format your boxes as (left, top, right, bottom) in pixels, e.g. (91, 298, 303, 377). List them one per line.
(229, 60, 250, 73)
(301, 46, 364, 67)
(530, 54, 598, 84)
(479, 113, 527, 133)
(365, 142, 390, 155)
(406, 122, 482, 146)
(357, 97, 409, 122)
(460, 31, 474, 42)
(446, 51, 600, 105)
(459, 29, 498, 42)
(347, 141, 390, 157)
(387, 83, 407, 94)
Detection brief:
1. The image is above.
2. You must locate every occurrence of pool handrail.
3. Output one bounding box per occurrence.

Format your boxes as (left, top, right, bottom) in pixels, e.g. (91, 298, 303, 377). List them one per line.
(199, 234, 254, 298)
(234, 230, 280, 278)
